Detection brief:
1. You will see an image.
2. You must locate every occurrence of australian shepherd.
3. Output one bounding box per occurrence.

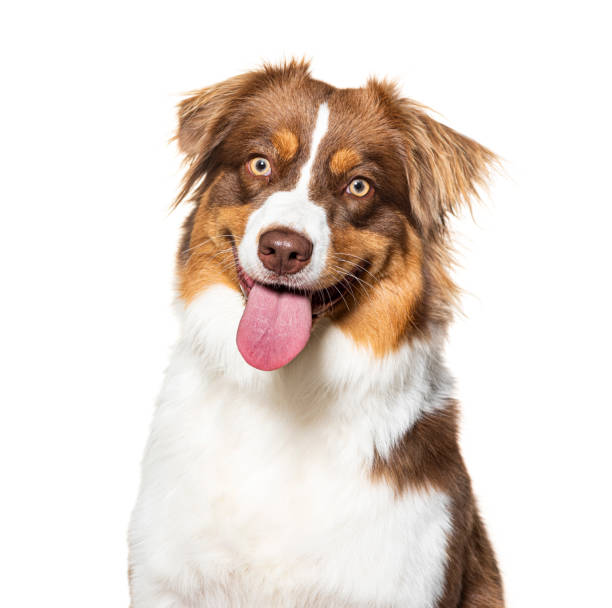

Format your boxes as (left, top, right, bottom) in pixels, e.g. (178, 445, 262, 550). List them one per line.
(128, 60, 504, 608)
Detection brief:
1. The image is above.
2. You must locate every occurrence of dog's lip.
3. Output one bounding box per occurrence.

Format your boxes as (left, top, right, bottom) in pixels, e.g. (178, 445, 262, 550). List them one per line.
(233, 249, 255, 296)
(230, 243, 367, 318)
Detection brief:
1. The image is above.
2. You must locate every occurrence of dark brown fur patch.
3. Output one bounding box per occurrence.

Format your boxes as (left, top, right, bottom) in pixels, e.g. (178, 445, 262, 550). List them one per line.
(372, 402, 504, 607)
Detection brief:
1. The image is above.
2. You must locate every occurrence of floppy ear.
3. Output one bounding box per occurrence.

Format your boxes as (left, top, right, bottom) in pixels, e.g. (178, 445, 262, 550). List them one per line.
(401, 102, 497, 237)
(176, 72, 257, 157)
(174, 71, 261, 205)
(369, 79, 496, 236)
(174, 59, 312, 206)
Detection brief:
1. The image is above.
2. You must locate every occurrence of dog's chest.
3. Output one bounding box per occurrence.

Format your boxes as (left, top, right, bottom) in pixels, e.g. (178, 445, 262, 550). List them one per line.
(134, 362, 451, 606)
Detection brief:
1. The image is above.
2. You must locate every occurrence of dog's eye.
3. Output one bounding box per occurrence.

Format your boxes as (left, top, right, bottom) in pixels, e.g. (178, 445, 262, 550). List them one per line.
(248, 157, 272, 177)
(346, 178, 371, 198)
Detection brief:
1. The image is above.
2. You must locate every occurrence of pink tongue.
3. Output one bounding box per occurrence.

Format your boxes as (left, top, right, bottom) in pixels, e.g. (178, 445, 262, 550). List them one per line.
(236, 283, 312, 371)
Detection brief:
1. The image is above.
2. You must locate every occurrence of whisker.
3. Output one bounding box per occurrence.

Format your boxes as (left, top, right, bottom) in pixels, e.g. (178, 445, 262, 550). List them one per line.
(333, 263, 379, 310)
(330, 280, 352, 312)
(183, 233, 241, 255)
(328, 265, 360, 308)
(345, 271, 375, 293)
(209, 247, 235, 261)
(330, 262, 375, 291)
(323, 266, 357, 312)
(309, 274, 338, 313)
(332, 251, 370, 264)
(333, 254, 378, 283)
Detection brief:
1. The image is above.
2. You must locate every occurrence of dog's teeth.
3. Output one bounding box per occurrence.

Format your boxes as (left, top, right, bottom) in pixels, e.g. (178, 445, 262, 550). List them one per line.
(239, 283, 247, 298)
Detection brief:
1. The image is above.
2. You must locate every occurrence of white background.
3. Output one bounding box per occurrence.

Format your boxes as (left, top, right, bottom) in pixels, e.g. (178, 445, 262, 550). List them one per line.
(1, 1, 610, 606)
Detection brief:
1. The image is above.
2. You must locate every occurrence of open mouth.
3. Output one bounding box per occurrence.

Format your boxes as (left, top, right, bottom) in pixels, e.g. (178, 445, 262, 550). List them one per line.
(231, 245, 365, 318)
(229, 241, 368, 371)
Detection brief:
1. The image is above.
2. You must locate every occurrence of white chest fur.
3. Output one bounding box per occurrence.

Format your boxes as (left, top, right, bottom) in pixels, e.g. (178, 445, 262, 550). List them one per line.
(129, 286, 454, 607)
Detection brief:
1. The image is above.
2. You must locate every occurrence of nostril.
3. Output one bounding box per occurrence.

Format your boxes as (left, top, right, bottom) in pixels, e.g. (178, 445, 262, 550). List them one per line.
(258, 229, 313, 275)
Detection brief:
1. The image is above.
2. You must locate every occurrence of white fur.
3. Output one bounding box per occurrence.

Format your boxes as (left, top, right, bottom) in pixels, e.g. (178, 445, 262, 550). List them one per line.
(238, 103, 331, 290)
(129, 285, 455, 607)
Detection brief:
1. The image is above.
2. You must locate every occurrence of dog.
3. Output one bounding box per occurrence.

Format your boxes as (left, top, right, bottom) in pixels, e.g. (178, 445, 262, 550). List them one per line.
(128, 60, 504, 607)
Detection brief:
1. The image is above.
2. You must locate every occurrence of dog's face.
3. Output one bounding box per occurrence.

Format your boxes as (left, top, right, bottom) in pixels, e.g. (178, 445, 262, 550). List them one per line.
(175, 61, 494, 371)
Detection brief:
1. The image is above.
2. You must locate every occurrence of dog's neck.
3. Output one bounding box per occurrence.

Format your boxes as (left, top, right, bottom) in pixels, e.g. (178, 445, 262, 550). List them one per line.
(173, 284, 453, 459)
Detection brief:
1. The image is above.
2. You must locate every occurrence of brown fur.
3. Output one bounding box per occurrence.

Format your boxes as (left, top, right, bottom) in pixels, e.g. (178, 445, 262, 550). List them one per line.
(372, 402, 504, 607)
(332, 222, 427, 354)
(177, 172, 251, 302)
(169, 60, 503, 607)
(173, 63, 493, 351)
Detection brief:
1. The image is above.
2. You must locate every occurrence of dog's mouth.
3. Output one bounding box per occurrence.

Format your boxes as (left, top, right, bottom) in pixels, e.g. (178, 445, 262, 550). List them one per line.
(230, 243, 367, 371)
(232, 246, 364, 318)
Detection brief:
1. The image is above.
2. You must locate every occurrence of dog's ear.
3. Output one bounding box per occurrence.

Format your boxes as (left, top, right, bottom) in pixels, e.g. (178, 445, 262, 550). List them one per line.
(174, 71, 262, 205)
(177, 60, 312, 158)
(369, 79, 497, 237)
(173, 60, 312, 206)
(176, 72, 258, 158)
(402, 109, 497, 237)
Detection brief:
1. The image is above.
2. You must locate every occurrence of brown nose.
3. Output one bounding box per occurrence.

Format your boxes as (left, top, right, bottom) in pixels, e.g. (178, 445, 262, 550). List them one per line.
(258, 229, 313, 275)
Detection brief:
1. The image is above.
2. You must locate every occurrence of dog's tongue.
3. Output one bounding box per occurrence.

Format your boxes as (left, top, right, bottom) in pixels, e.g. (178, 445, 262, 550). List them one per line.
(236, 283, 312, 371)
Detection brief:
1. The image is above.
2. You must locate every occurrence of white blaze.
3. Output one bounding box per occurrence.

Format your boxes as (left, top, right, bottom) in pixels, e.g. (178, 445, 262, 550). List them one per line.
(296, 102, 329, 195)
(238, 103, 331, 289)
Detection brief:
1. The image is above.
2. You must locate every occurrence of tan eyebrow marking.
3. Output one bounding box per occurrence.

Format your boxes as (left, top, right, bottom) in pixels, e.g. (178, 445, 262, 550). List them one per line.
(272, 128, 299, 161)
(330, 148, 362, 175)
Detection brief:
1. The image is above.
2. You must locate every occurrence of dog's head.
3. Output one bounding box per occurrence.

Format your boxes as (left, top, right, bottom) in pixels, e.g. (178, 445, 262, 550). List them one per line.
(175, 61, 495, 371)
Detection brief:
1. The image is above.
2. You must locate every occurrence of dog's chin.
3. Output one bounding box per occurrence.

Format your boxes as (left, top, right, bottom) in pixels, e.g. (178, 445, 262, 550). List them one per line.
(230, 246, 367, 371)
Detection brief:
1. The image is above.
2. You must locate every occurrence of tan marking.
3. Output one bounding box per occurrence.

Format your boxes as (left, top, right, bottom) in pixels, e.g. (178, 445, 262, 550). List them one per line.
(272, 128, 299, 161)
(328, 222, 426, 356)
(329, 148, 361, 175)
(177, 173, 252, 302)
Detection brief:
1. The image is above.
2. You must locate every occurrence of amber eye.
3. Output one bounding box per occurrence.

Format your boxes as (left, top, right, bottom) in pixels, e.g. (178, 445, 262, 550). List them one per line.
(248, 157, 272, 177)
(347, 178, 371, 198)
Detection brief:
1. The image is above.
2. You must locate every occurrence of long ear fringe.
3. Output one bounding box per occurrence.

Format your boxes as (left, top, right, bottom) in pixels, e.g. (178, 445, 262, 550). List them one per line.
(401, 101, 499, 237)
(171, 71, 261, 209)
(366, 77, 499, 237)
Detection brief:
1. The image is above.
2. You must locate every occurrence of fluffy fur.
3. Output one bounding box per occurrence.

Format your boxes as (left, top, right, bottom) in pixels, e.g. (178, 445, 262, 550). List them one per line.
(129, 60, 504, 607)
